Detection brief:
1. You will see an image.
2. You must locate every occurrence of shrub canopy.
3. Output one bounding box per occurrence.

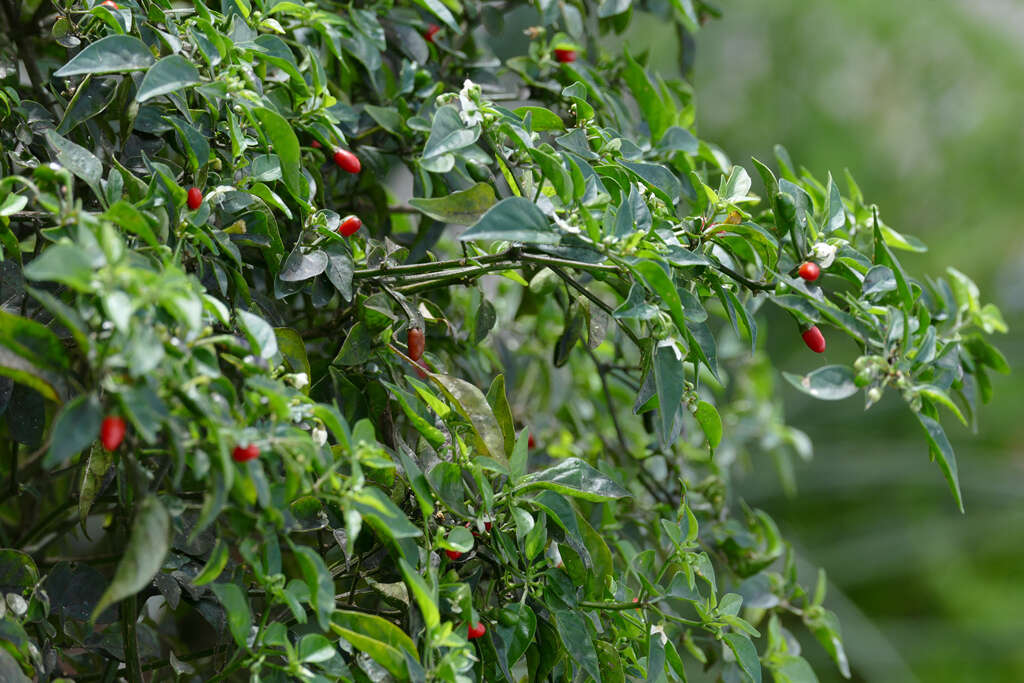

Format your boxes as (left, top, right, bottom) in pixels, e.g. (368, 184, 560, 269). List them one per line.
(0, 0, 1008, 680)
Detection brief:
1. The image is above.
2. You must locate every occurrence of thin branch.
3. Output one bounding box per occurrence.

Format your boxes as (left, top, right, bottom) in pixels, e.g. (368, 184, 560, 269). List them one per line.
(711, 260, 776, 292)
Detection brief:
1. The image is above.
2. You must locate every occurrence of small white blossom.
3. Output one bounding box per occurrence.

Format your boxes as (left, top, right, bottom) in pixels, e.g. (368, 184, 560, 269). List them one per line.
(312, 425, 328, 446)
(811, 241, 837, 268)
(458, 79, 483, 127)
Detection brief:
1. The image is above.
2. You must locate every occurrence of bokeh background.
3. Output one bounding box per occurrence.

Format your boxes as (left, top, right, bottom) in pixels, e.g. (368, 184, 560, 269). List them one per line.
(638, 1, 1022, 681)
(498, 2, 1020, 677)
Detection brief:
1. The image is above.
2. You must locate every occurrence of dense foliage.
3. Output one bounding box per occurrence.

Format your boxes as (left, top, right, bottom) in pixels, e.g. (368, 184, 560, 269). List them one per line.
(0, 0, 1008, 680)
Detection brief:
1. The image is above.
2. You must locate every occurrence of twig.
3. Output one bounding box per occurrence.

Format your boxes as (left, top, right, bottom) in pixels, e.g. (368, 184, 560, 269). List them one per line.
(711, 261, 775, 292)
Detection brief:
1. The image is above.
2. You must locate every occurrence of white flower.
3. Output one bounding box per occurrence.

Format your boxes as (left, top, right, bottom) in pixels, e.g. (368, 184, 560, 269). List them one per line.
(458, 79, 483, 127)
(312, 426, 328, 447)
(811, 241, 838, 268)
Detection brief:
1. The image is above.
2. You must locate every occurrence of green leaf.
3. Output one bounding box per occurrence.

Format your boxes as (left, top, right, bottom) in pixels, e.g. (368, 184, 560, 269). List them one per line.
(723, 632, 762, 683)
(332, 609, 418, 678)
(916, 412, 964, 512)
(423, 105, 480, 159)
(22, 242, 93, 291)
(292, 544, 335, 630)
(653, 342, 684, 448)
(398, 558, 439, 629)
(393, 439, 436, 519)
(694, 400, 723, 448)
(0, 649, 30, 683)
(0, 347, 65, 402)
(475, 298, 496, 343)
(0, 309, 69, 372)
(43, 393, 103, 468)
(771, 655, 819, 683)
(102, 200, 160, 248)
(509, 428, 530, 481)
(445, 526, 475, 552)
(324, 244, 354, 301)
(618, 160, 681, 206)
(237, 309, 278, 360)
(274, 327, 311, 378)
(805, 608, 850, 678)
(78, 443, 113, 525)
(862, 265, 896, 297)
(514, 106, 565, 131)
(516, 457, 630, 501)
(783, 366, 858, 401)
(622, 50, 672, 142)
(459, 196, 557, 245)
(427, 461, 471, 517)
(385, 382, 446, 450)
(209, 583, 252, 649)
(431, 373, 507, 463)
(298, 633, 336, 663)
(630, 260, 687, 339)
(493, 603, 537, 671)
(92, 496, 170, 621)
(553, 609, 603, 683)
(53, 35, 155, 76)
(409, 182, 497, 225)
(410, 0, 460, 32)
(191, 539, 230, 586)
(136, 55, 200, 102)
(486, 374, 516, 459)
(45, 130, 102, 189)
(597, 640, 626, 683)
(252, 107, 303, 200)
(918, 385, 967, 426)
(348, 486, 422, 541)
(279, 247, 328, 282)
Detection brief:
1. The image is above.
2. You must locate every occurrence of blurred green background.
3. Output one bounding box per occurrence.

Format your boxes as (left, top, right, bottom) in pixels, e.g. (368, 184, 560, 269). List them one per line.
(681, 2, 1021, 681)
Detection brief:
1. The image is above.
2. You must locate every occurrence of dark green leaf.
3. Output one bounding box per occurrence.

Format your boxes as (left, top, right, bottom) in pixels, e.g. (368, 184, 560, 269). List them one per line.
(459, 197, 557, 245)
(431, 373, 507, 463)
(783, 366, 858, 401)
(332, 609, 418, 678)
(92, 496, 170, 621)
(423, 105, 480, 159)
(45, 130, 102, 189)
(102, 200, 160, 248)
(916, 412, 964, 512)
(474, 298, 496, 343)
(209, 583, 252, 649)
(653, 342, 684, 449)
(348, 487, 422, 541)
(486, 374, 516, 458)
(723, 632, 761, 683)
(409, 183, 497, 225)
(54, 35, 155, 76)
(553, 609, 602, 683)
(280, 247, 328, 282)
(136, 55, 200, 102)
(516, 457, 630, 501)
(43, 393, 102, 468)
(252, 107, 303, 200)
(192, 539, 229, 586)
(237, 309, 278, 360)
(292, 544, 335, 630)
(618, 160, 681, 206)
(0, 309, 68, 372)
